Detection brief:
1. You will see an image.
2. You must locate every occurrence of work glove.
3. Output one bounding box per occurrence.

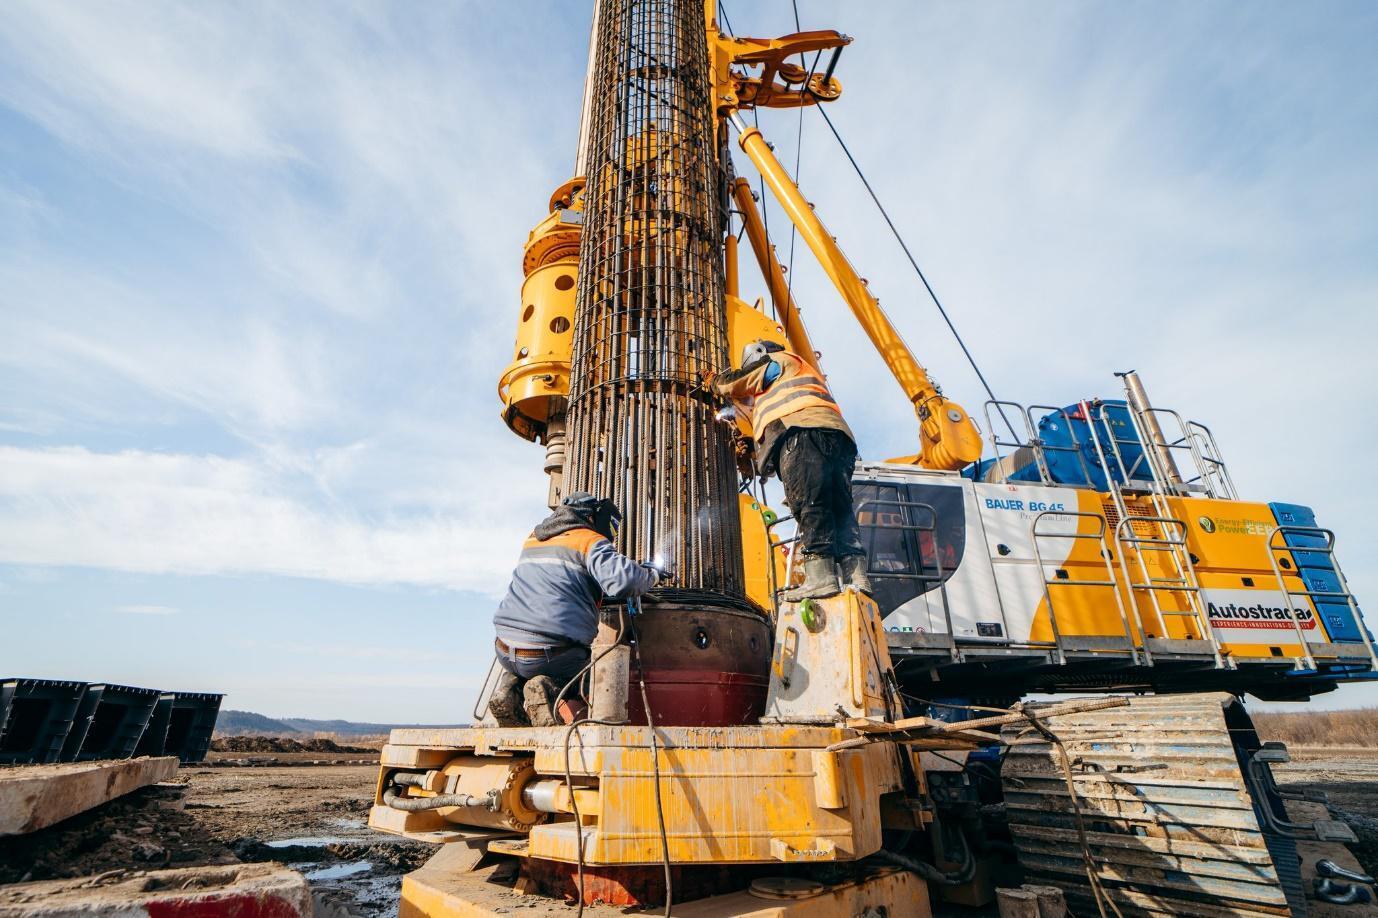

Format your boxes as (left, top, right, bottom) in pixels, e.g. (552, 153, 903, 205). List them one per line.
(643, 562, 674, 587)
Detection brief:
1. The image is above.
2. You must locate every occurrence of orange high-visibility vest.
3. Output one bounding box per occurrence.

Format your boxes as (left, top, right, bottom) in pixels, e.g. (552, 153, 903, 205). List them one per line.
(748, 351, 842, 446)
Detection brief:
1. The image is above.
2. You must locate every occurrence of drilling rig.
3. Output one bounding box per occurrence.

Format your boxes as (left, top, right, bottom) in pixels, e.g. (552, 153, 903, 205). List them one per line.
(369, 2, 1376, 915)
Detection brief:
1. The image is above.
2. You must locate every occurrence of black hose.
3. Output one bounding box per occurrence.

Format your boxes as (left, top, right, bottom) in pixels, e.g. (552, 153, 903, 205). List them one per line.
(627, 609, 673, 917)
(564, 716, 626, 918)
(874, 844, 974, 887)
(550, 602, 628, 720)
(382, 787, 483, 812)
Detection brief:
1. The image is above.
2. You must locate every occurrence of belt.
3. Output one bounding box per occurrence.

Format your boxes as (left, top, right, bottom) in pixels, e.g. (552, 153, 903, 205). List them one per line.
(495, 637, 564, 660)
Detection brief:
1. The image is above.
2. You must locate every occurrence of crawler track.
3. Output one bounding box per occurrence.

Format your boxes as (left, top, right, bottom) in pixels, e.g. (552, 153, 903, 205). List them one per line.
(1001, 692, 1305, 917)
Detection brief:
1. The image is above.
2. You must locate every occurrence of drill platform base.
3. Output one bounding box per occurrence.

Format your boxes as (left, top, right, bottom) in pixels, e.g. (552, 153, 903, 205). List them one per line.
(399, 851, 930, 917)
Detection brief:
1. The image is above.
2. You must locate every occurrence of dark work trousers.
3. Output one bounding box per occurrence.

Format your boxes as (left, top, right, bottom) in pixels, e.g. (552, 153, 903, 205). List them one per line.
(494, 641, 591, 687)
(776, 427, 864, 560)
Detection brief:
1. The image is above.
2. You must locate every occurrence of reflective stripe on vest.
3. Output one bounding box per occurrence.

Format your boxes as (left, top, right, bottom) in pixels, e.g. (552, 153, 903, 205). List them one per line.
(520, 527, 606, 562)
(750, 352, 842, 444)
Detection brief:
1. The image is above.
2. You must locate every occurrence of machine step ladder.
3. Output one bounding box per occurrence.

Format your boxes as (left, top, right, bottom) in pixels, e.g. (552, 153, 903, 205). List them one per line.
(1030, 510, 1142, 666)
(1080, 400, 1229, 668)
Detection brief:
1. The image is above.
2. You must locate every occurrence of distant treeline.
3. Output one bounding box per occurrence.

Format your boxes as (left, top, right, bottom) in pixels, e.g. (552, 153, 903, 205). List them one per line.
(1253, 707, 1378, 747)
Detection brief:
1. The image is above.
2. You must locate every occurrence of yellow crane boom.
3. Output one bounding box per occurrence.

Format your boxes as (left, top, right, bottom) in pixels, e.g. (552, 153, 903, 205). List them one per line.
(726, 110, 984, 471)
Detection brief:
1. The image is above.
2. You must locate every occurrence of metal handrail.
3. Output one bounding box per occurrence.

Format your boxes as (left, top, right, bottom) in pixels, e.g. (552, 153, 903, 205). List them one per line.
(1025, 403, 1097, 488)
(980, 400, 1096, 487)
(1187, 421, 1238, 500)
(1089, 401, 1153, 486)
(983, 399, 1039, 483)
(1142, 406, 1231, 499)
(1031, 510, 1141, 665)
(1265, 526, 1378, 671)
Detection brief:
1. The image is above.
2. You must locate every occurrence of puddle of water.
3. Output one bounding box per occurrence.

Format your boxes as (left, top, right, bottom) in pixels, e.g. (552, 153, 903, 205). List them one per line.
(267, 836, 350, 848)
(306, 861, 373, 881)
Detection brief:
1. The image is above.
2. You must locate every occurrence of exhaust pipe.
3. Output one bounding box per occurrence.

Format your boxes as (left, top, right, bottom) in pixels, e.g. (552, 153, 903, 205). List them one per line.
(1117, 370, 1183, 487)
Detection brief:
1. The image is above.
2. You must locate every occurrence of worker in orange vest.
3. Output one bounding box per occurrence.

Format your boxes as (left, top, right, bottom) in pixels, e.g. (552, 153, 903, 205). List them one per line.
(711, 340, 871, 601)
(490, 493, 664, 726)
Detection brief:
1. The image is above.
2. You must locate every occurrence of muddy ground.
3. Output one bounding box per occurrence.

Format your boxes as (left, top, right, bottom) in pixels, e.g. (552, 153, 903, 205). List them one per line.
(1, 748, 1376, 916)
(0, 757, 431, 916)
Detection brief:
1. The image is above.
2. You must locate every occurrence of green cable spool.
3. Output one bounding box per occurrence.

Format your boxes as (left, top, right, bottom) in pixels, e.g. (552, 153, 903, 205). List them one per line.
(799, 598, 822, 632)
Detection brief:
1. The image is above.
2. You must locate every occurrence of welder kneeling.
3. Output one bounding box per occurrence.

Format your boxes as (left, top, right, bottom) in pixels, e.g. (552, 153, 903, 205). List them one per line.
(489, 492, 661, 727)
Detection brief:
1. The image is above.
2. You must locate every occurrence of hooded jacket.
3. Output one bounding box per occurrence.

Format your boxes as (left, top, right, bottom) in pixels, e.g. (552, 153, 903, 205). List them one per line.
(492, 506, 658, 648)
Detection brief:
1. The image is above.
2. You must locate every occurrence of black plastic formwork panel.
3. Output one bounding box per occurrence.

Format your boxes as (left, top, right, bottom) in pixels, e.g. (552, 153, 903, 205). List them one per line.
(132, 693, 175, 758)
(162, 692, 224, 763)
(58, 684, 104, 762)
(0, 678, 87, 764)
(69, 684, 163, 762)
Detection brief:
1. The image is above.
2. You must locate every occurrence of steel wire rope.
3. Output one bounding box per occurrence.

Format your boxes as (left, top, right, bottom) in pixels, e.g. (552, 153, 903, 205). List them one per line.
(901, 693, 1123, 918)
(805, 96, 1020, 445)
(784, 0, 821, 314)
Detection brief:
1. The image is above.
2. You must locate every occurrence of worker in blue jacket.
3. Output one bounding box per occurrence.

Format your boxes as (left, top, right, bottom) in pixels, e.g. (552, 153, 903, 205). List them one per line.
(489, 492, 662, 727)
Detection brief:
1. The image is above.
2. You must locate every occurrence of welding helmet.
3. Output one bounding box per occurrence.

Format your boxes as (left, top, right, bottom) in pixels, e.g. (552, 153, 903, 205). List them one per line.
(740, 338, 785, 368)
(562, 492, 623, 541)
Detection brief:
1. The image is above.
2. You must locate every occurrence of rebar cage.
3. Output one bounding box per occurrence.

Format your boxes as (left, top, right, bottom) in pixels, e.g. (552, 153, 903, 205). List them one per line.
(566, 0, 745, 596)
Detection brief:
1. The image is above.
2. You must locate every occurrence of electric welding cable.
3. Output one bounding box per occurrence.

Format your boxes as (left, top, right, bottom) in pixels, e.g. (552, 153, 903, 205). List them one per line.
(1018, 707, 1124, 918)
(559, 601, 672, 917)
(549, 600, 629, 722)
(627, 601, 674, 917)
(807, 96, 1021, 445)
(563, 716, 625, 918)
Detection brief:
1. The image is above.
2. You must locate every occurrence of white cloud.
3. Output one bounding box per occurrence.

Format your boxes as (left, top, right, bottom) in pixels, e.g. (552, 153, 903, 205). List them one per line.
(116, 604, 179, 615)
(0, 446, 532, 596)
(2, 1, 1376, 719)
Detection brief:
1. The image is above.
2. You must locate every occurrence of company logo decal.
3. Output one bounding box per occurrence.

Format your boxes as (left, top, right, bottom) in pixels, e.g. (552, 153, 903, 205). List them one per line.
(1207, 517, 1273, 536)
(1205, 593, 1315, 631)
(984, 498, 1067, 512)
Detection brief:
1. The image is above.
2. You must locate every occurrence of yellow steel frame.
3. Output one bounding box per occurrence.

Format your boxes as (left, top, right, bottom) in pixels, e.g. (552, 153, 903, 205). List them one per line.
(709, 19, 984, 471)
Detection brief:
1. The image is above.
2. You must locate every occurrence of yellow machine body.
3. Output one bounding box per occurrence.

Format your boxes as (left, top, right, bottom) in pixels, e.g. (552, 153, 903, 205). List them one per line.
(428, 1, 1377, 915)
(498, 180, 583, 443)
(371, 592, 954, 915)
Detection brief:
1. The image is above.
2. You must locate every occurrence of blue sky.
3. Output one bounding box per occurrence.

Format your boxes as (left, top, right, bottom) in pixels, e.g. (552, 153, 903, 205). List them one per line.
(2, 2, 1376, 722)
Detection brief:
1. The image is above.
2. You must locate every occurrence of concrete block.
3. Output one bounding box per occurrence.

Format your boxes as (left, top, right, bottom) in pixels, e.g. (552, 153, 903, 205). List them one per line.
(0, 863, 310, 916)
(0, 756, 178, 836)
(1023, 884, 1068, 918)
(997, 887, 1040, 918)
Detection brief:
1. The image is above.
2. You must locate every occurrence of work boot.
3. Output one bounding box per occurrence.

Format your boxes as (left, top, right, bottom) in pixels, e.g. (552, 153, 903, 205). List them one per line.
(839, 555, 874, 596)
(488, 669, 527, 727)
(523, 675, 560, 728)
(783, 556, 840, 602)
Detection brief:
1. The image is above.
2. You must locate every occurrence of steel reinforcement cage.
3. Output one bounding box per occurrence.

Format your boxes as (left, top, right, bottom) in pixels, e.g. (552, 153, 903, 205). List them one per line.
(564, 0, 745, 597)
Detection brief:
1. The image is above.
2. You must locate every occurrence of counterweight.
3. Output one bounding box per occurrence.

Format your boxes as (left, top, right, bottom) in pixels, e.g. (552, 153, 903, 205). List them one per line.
(565, 0, 744, 596)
